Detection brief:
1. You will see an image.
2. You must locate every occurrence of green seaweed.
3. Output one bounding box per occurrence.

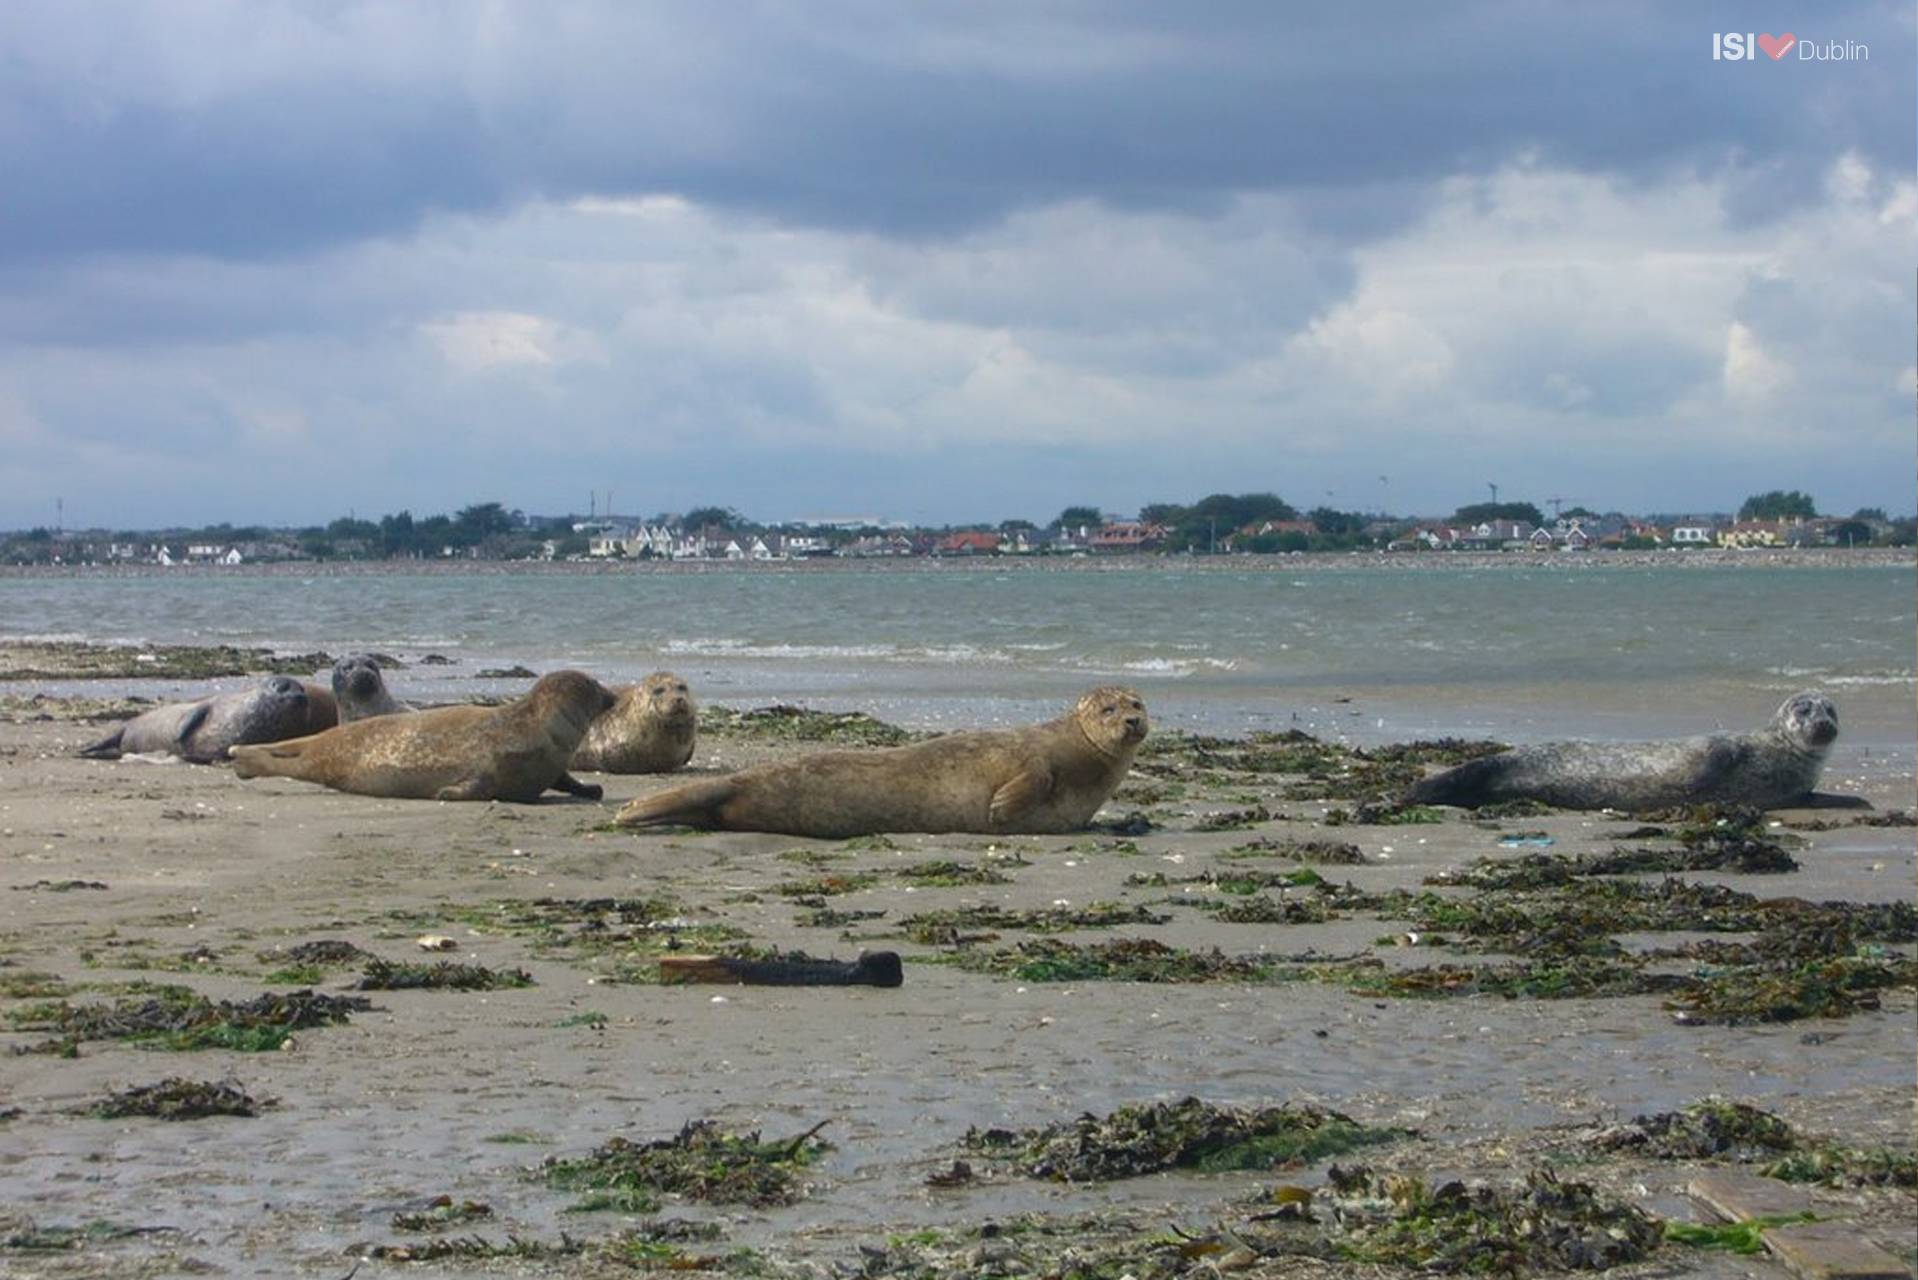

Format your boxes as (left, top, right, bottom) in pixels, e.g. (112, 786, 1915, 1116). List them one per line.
(964, 1097, 1408, 1182)
(9, 988, 370, 1053)
(954, 937, 1279, 984)
(897, 902, 1171, 945)
(892, 860, 1010, 887)
(1665, 1214, 1815, 1254)
(355, 958, 535, 991)
(541, 1118, 830, 1208)
(1327, 1166, 1664, 1273)
(701, 704, 915, 746)
(90, 1077, 268, 1120)
(391, 1197, 495, 1232)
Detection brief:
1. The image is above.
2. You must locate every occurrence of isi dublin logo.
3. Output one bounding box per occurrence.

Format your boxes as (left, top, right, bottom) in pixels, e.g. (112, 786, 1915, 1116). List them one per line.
(1713, 32, 1869, 61)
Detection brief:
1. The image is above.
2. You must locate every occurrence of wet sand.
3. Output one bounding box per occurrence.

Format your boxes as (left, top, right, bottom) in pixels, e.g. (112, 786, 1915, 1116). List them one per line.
(0, 695, 1914, 1277)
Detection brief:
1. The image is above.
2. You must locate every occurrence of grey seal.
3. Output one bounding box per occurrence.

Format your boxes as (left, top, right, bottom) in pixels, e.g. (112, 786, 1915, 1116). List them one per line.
(331, 653, 412, 722)
(1402, 692, 1843, 812)
(616, 686, 1147, 837)
(78, 676, 339, 764)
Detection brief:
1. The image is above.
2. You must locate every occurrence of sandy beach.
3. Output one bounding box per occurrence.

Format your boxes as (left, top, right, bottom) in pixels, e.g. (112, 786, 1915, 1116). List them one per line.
(0, 654, 1914, 1278)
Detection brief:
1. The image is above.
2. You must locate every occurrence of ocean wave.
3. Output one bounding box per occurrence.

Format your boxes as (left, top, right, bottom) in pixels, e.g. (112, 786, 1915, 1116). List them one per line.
(1766, 665, 1915, 687)
(660, 637, 1015, 664)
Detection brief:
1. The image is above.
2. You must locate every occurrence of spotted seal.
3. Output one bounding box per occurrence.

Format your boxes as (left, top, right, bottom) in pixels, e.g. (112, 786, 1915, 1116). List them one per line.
(616, 686, 1147, 837)
(78, 676, 338, 764)
(1402, 692, 1844, 811)
(230, 670, 615, 802)
(572, 671, 697, 774)
(331, 653, 412, 722)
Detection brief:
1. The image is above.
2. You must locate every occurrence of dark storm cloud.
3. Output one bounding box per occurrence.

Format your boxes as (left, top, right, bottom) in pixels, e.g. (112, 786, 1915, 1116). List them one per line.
(2, 1, 1907, 262)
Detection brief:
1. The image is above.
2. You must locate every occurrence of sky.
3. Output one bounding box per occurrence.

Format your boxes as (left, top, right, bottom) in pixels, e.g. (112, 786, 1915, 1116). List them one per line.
(2, 2, 1914, 531)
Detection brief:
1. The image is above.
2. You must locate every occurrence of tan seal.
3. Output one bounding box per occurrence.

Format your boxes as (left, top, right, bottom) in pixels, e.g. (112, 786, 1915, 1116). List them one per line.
(616, 686, 1147, 837)
(231, 670, 615, 803)
(79, 676, 337, 764)
(572, 671, 697, 774)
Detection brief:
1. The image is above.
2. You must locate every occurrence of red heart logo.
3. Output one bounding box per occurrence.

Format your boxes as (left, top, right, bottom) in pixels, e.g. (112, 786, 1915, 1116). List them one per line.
(1757, 32, 1796, 59)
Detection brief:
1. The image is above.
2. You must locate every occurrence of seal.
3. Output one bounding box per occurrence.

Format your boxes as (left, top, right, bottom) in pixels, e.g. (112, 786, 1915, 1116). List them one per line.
(1402, 691, 1843, 812)
(572, 671, 697, 774)
(230, 670, 616, 803)
(78, 676, 338, 764)
(331, 653, 412, 722)
(615, 686, 1147, 837)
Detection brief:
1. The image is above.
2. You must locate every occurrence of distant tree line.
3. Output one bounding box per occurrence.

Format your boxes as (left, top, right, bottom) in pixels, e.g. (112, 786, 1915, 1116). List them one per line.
(7, 487, 1915, 564)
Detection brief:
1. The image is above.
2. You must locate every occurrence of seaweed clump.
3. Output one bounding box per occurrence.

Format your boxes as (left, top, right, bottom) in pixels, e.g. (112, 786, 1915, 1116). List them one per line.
(1324, 1165, 1664, 1273)
(355, 958, 534, 991)
(953, 938, 1281, 984)
(91, 1078, 269, 1120)
(963, 1097, 1407, 1181)
(897, 902, 1169, 946)
(10, 988, 371, 1053)
(1588, 1100, 1799, 1161)
(702, 704, 915, 746)
(541, 1119, 830, 1208)
(1588, 1099, 1916, 1188)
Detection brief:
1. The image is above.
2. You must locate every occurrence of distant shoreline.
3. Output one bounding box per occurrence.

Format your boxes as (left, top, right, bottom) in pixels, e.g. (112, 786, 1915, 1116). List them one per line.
(0, 545, 1909, 580)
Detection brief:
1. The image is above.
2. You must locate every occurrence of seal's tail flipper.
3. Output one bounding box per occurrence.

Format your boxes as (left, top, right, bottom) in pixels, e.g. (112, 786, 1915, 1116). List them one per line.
(229, 734, 317, 779)
(1402, 756, 1504, 809)
(77, 727, 125, 759)
(616, 777, 736, 828)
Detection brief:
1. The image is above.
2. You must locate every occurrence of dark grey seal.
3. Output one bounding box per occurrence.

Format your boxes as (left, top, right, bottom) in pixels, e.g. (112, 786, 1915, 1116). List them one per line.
(1402, 692, 1845, 812)
(331, 653, 412, 722)
(79, 676, 339, 764)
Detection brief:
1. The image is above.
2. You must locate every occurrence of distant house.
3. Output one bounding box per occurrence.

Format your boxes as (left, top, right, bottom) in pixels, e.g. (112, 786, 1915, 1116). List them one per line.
(1718, 521, 1784, 548)
(934, 531, 1003, 556)
(1387, 524, 1457, 551)
(846, 534, 914, 557)
(1452, 520, 1530, 550)
(781, 535, 835, 558)
(1090, 522, 1167, 553)
(1670, 524, 1716, 545)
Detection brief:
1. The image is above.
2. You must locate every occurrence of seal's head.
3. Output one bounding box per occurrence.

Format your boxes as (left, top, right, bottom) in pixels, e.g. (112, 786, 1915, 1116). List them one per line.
(637, 671, 696, 725)
(531, 670, 619, 734)
(252, 674, 315, 736)
(260, 674, 310, 711)
(1073, 686, 1149, 757)
(331, 653, 386, 703)
(1774, 691, 1839, 753)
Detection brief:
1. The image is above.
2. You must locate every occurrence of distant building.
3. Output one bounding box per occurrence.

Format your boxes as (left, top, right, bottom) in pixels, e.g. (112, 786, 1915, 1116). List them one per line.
(934, 531, 1003, 556)
(1090, 522, 1167, 553)
(1718, 521, 1784, 548)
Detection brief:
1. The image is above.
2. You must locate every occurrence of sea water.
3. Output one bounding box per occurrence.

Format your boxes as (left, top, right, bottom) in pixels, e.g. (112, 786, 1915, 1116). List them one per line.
(3, 558, 1912, 759)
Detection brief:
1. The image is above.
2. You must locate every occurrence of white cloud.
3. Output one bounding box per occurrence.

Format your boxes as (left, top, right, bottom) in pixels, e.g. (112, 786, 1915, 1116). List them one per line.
(420, 310, 603, 374)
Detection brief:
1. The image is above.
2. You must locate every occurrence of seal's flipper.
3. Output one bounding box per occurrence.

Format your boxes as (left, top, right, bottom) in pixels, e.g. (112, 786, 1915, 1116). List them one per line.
(230, 732, 320, 778)
(989, 768, 1051, 827)
(434, 775, 496, 802)
(171, 703, 210, 750)
(615, 777, 737, 828)
(552, 771, 602, 801)
(78, 727, 126, 759)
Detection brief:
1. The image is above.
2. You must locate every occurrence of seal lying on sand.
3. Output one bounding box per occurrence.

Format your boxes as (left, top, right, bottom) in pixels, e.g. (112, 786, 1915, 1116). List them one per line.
(616, 686, 1147, 837)
(1402, 692, 1842, 812)
(572, 671, 697, 774)
(331, 653, 412, 721)
(231, 670, 615, 802)
(79, 676, 338, 764)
